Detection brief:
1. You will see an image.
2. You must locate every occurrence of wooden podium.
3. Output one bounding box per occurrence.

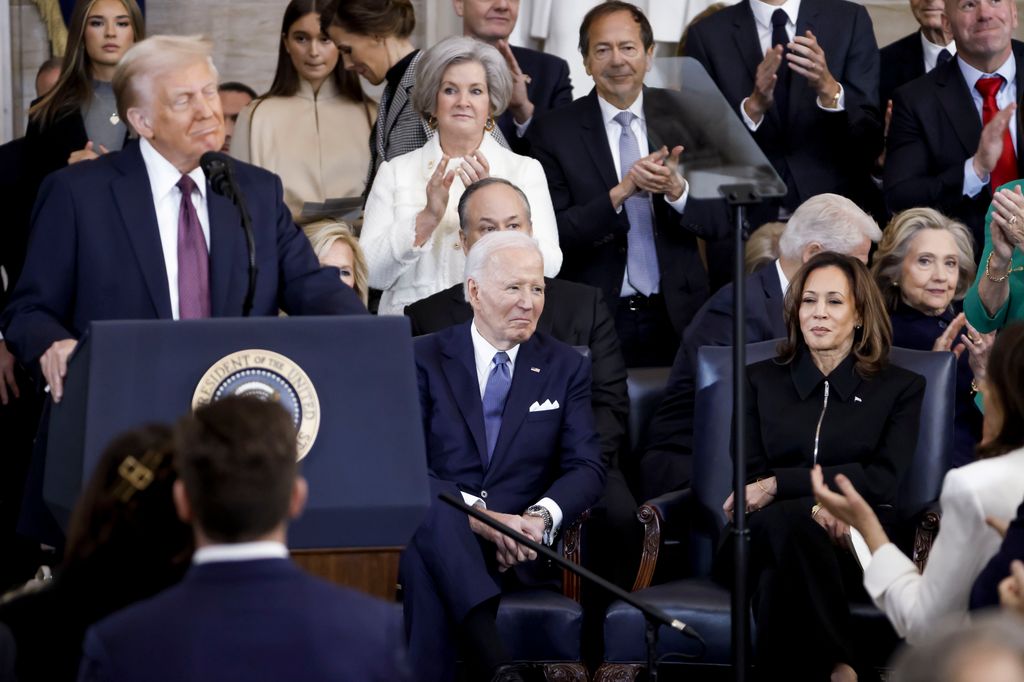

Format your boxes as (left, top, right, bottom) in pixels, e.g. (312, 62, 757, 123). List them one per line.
(292, 548, 402, 601)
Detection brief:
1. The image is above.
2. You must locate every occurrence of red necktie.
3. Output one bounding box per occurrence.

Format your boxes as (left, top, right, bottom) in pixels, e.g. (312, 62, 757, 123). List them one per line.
(975, 75, 1018, 190)
(176, 175, 211, 319)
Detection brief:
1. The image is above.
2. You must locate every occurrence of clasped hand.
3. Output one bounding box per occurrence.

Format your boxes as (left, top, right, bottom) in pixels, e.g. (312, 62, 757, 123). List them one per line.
(469, 509, 546, 572)
(723, 475, 777, 520)
(614, 145, 686, 206)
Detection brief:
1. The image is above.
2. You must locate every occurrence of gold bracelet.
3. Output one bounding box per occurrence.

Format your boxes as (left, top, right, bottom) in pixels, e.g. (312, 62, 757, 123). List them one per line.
(756, 479, 774, 496)
(811, 503, 822, 518)
(985, 252, 1011, 283)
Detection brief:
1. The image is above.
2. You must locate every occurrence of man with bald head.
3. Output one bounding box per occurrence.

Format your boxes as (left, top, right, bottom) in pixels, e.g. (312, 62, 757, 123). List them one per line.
(2, 35, 364, 402)
(405, 230, 605, 681)
(885, 0, 1023, 252)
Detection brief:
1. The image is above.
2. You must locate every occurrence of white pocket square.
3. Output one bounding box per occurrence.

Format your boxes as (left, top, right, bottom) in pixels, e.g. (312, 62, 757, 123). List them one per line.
(529, 399, 560, 413)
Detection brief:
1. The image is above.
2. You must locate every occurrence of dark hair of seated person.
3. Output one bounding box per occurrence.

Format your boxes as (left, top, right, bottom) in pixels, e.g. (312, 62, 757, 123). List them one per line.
(0, 425, 192, 682)
(975, 322, 1024, 460)
(174, 396, 299, 543)
(777, 251, 893, 377)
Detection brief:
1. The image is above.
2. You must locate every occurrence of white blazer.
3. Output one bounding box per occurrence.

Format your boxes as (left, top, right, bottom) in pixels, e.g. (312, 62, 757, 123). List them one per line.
(863, 446, 1024, 644)
(361, 133, 562, 316)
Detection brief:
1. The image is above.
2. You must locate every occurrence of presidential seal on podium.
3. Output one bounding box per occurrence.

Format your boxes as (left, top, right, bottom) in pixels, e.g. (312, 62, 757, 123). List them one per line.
(192, 349, 320, 460)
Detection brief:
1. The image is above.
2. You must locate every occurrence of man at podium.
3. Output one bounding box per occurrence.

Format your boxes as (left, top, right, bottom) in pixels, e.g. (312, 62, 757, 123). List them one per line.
(404, 231, 605, 682)
(0, 35, 365, 403)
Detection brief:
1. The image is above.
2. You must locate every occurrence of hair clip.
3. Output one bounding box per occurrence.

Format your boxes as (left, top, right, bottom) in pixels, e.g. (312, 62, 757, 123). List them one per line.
(112, 450, 167, 503)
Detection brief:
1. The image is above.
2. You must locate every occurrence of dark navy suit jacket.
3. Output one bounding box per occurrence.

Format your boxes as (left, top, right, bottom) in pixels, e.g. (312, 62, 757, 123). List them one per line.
(685, 0, 882, 213)
(404, 278, 628, 468)
(409, 323, 604, 614)
(497, 45, 573, 154)
(638, 264, 787, 500)
(1, 140, 365, 364)
(77, 558, 408, 682)
(884, 42, 1024, 252)
(879, 31, 926, 110)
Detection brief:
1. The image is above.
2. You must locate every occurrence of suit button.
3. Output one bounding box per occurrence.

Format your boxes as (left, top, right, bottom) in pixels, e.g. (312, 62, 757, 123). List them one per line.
(481, 490, 488, 499)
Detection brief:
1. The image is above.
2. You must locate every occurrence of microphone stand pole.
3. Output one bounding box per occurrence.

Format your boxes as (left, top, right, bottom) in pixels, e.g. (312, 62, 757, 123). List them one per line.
(438, 492, 705, 682)
(718, 184, 765, 682)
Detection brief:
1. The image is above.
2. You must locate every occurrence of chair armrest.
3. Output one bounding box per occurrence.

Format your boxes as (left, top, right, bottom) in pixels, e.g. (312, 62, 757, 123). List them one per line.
(912, 504, 942, 573)
(561, 508, 591, 602)
(631, 488, 693, 592)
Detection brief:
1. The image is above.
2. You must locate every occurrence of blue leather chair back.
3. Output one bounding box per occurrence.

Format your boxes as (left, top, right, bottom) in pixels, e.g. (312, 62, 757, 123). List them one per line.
(693, 341, 955, 539)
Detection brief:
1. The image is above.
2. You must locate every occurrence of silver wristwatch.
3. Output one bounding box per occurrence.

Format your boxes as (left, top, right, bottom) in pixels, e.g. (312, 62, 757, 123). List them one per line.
(525, 504, 554, 546)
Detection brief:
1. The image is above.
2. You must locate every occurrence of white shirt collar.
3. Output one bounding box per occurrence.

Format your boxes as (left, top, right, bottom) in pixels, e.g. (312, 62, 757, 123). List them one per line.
(750, 0, 800, 32)
(139, 137, 207, 204)
(920, 31, 955, 72)
(597, 89, 645, 128)
(958, 51, 1016, 93)
(774, 258, 790, 295)
(192, 541, 289, 565)
(470, 321, 520, 394)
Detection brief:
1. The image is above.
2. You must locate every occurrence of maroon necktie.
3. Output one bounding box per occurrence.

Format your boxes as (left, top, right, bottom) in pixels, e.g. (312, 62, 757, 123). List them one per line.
(975, 76, 1018, 191)
(176, 175, 210, 319)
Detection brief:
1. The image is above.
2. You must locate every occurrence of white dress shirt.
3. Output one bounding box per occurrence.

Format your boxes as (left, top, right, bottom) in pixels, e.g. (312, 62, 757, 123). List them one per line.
(460, 322, 563, 533)
(921, 32, 956, 74)
(595, 91, 689, 297)
(959, 54, 1018, 198)
(862, 446, 1024, 644)
(192, 540, 289, 565)
(139, 138, 211, 320)
(740, 0, 846, 131)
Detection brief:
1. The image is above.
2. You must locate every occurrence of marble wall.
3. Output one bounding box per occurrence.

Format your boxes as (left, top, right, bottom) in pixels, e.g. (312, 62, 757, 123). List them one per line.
(4, 0, 1024, 140)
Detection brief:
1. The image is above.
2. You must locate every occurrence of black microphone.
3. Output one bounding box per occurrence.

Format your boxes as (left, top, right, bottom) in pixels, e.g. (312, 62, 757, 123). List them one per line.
(200, 151, 257, 317)
(200, 151, 236, 201)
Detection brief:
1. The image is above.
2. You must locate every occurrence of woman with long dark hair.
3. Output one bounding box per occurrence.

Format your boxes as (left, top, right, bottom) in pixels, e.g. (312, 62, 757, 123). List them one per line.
(23, 0, 143, 189)
(721, 252, 926, 681)
(231, 0, 374, 222)
(0, 425, 191, 681)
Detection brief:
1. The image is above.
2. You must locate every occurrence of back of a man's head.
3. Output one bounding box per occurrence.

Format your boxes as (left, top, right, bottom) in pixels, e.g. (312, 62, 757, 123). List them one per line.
(778, 193, 882, 263)
(174, 397, 297, 543)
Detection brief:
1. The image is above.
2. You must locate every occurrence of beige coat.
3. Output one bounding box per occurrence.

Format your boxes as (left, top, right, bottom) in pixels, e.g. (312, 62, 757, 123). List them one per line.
(231, 78, 375, 220)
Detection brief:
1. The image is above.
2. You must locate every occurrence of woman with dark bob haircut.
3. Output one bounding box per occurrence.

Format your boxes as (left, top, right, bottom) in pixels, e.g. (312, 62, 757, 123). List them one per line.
(0, 425, 191, 681)
(815, 321, 1024, 642)
(719, 252, 926, 681)
(231, 0, 374, 221)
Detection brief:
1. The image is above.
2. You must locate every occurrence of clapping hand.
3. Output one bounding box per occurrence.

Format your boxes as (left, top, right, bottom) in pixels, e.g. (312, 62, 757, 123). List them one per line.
(496, 40, 534, 125)
(68, 141, 109, 165)
(744, 45, 785, 122)
(787, 31, 839, 105)
(629, 145, 686, 201)
(415, 155, 456, 246)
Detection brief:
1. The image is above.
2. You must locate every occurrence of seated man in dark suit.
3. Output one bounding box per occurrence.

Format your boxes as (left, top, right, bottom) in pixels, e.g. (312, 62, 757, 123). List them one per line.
(884, 0, 1023, 253)
(637, 194, 881, 501)
(455, 0, 573, 153)
(405, 177, 637, 586)
(0, 35, 365, 404)
(879, 0, 955, 110)
(78, 396, 408, 682)
(404, 230, 605, 682)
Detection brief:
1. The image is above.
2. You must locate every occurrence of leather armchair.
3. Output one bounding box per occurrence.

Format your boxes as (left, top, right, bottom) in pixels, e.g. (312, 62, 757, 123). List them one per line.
(596, 340, 956, 680)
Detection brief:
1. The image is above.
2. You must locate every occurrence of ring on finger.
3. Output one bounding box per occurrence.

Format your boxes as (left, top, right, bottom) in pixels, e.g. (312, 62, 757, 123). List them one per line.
(1011, 215, 1019, 226)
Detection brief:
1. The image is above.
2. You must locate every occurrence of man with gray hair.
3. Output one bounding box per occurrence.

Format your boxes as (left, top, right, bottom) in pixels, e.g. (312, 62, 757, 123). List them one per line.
(2, 35, 364, 403)
(405, 229, 604, 681)
(637, 193, 882, 501)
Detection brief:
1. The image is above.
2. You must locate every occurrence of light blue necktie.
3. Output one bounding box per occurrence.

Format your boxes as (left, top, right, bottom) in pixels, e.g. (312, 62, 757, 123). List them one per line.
(614, 111, 659, 297)
(482, 351, 512, 462)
